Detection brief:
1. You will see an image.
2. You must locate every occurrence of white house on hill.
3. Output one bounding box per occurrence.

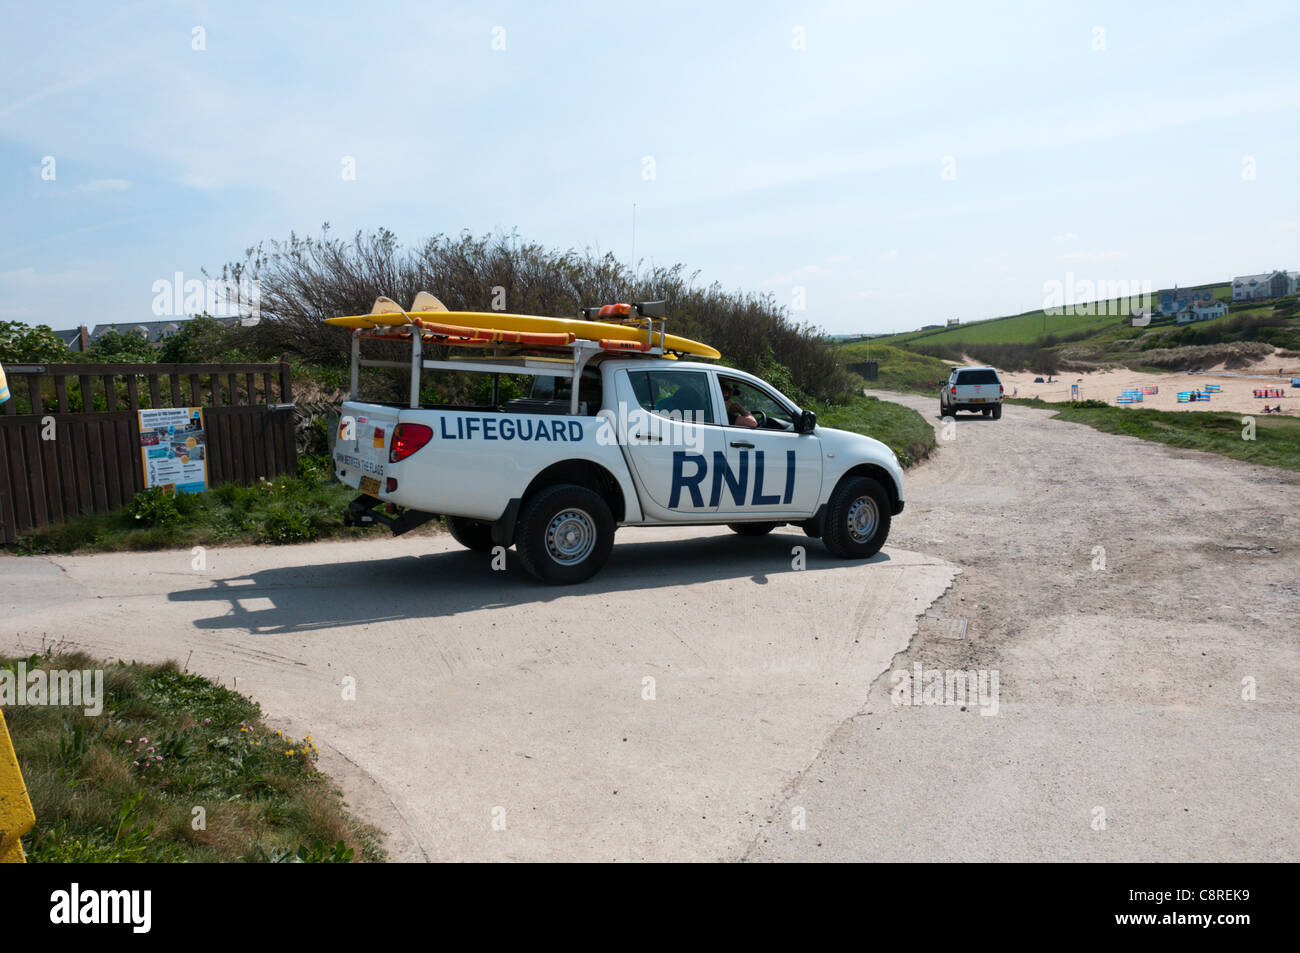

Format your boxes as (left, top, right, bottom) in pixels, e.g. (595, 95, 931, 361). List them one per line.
(1176, 300, 1228, 324)
(1232, 270, 1298, 301)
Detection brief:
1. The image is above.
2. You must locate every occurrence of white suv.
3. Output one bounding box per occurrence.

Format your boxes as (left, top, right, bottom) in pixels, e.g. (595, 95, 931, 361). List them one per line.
(940, 366, 1004, 419)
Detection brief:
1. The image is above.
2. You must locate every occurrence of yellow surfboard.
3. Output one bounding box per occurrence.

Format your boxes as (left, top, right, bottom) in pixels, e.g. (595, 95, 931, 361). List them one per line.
(326, 295, 720, 360)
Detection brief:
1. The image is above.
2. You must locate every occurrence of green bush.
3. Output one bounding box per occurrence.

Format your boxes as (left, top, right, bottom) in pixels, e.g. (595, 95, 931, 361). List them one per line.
(0, 320, 69, 363)
(125, 487, 184, 527)
(258, 503, 318, 544)
(215, 227, 858, 402)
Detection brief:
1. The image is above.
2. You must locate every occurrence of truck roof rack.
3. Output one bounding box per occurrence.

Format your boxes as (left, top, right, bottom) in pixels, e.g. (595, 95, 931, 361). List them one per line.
(349, 326, 678, 414)
(344, 296, 704, 413)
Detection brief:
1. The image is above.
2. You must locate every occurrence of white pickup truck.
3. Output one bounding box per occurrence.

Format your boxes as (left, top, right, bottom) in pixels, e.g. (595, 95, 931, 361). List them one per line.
(332, 305, 905, 583)
(940, 365, 1004, 419)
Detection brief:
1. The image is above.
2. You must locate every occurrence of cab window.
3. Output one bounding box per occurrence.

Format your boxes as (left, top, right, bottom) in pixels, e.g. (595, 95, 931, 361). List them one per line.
(718, 376, 796, 430)
(627, 370, 715, 424)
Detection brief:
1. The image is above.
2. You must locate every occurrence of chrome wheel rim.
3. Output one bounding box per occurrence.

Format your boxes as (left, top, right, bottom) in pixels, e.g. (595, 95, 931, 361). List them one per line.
(546, 508, 596, 565)
(847, 496, 879, 544)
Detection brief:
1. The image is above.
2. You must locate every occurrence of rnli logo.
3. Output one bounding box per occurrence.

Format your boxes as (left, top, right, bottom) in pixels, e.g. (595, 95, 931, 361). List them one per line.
(669, 450, 795, 508)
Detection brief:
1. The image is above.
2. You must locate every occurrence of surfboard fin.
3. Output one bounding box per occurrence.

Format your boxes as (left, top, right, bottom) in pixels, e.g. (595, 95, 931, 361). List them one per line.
(370, 296, 406, 315)
(411, 291, 448, 313)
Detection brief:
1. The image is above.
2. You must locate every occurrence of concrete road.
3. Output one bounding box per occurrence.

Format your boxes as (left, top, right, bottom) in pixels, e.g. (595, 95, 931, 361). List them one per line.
(4, 391, 1297, 862)
(746, 393, 1300, 862)
(1, 527, 957, 861)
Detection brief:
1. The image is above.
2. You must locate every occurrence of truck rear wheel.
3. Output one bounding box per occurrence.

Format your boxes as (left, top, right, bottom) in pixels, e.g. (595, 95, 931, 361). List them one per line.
(727, 522, 780, 536)
(515, 484, 615, 584)
(445, 516, 495, 553)
(992, 404, 1002, 420)
(821, 475, 891, 559)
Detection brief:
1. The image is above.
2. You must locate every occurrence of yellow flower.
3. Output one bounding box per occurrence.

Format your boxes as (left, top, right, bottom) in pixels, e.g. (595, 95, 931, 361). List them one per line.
(286, 749, 295, 756)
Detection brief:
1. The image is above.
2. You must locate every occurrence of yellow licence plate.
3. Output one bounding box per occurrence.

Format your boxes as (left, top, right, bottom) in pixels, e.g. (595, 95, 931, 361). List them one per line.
(971, 398, 985, 403)
(360, 476, 381, 495)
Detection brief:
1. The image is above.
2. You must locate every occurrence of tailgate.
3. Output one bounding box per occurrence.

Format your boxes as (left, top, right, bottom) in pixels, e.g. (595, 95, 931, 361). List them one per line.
(957, 384, 995, 401)
(333, 403, 399, 493)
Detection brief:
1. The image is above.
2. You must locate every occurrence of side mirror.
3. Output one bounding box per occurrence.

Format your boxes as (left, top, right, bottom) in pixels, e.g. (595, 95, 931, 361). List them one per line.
(797, 410, 817, 433)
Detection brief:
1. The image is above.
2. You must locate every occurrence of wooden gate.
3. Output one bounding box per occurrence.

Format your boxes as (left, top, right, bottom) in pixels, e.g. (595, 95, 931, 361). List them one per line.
(0, 361, 297, 544)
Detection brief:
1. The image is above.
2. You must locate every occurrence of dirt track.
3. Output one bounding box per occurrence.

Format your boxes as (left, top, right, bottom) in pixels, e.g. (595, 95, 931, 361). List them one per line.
(748, 391, 1300, 861)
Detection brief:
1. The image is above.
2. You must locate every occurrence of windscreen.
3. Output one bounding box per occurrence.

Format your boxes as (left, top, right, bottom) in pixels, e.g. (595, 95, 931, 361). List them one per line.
(957, 369, 1000, 385)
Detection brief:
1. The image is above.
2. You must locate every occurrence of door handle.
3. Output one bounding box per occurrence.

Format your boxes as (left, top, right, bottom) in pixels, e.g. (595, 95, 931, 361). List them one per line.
(636, 433, 663, 442)
(730, 441, 755, 449)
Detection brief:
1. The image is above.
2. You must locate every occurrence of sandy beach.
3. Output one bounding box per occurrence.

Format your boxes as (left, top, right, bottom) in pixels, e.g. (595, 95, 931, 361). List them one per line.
(994, 355, 1300, 415)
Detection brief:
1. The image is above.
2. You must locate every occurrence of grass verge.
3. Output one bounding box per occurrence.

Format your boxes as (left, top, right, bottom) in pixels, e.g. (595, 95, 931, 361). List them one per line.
(1050, 405, 1300, 471)
(8, 454, 386, 555)
(808, 392, 936, 467)
(1007, 399, 1300, 471)
(4, 650, 384, 862)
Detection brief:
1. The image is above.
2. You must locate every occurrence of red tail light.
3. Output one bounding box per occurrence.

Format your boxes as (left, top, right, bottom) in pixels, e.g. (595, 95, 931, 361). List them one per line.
(389, 423, 433, 462)
(999, 384, 1004, 395)
(951, 386, 957, 394)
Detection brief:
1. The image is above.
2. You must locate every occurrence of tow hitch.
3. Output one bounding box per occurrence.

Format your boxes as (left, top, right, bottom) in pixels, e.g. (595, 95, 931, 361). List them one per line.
(344, 495, 436, 536)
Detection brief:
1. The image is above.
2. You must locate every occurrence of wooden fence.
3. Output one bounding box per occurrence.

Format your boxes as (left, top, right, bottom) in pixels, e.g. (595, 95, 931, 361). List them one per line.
(0, 361, 297, 544)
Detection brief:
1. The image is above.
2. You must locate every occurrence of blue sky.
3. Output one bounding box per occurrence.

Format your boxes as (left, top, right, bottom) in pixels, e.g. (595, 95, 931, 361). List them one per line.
(2, 0, 1298, 336)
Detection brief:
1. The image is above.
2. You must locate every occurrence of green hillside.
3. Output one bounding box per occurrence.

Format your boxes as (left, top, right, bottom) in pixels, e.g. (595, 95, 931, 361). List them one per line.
(884, 283, 1231, 349)
(836, 340, 954, 393)
(844, 287, 1299, 378)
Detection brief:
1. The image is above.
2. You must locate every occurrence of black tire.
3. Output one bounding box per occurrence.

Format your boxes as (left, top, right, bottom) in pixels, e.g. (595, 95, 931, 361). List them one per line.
(821, 475, 892, 559)
(445, 516, 495, 553)
(514, 484, 615, 584)
(727, 522, 780, 536)
(939, 400, 949, 418)
(992, 404, 1002, 420)
(982, 407, 992, 417)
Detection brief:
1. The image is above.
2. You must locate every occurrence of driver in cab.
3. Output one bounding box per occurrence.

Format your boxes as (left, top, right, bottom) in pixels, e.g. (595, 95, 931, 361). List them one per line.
(722, 379, 759, 428)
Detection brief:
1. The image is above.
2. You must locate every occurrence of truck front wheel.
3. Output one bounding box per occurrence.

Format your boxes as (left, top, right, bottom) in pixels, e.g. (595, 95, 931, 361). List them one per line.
(445, 516, 495, 553)
(515, 484, 615, 584)
(821, 475, 892, 559)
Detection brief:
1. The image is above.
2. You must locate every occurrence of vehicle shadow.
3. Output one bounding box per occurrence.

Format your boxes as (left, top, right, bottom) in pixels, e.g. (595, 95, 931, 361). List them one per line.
(168, 531, 892, 635)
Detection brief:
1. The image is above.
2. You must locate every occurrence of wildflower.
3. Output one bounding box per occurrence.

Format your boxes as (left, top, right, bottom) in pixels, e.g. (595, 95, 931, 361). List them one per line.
(204, 718, 211, 724)
(132, 761, 139, 766)
(286, 749, 295, 756)
(139, 737, 148, 744)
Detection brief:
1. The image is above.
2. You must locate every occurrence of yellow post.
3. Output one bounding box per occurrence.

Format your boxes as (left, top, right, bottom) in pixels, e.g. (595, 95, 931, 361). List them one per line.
(0, 707, 35, 862)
